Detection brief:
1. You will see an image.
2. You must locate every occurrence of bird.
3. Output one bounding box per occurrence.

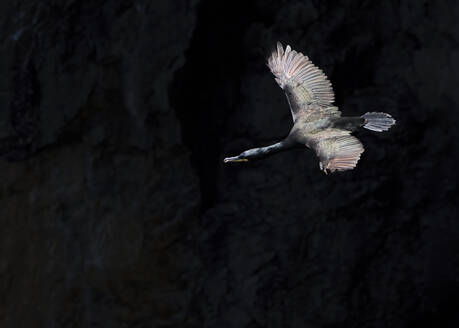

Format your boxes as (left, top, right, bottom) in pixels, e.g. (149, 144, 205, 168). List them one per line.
(223, 42, 395, 173)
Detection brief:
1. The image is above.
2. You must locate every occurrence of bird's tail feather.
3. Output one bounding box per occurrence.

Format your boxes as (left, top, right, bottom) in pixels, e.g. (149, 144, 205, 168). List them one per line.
(361, 112, 395, 132)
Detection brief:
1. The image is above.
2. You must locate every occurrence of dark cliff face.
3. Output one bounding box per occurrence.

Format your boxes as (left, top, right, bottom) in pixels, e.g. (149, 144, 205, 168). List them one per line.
(1, 1, 458, 327)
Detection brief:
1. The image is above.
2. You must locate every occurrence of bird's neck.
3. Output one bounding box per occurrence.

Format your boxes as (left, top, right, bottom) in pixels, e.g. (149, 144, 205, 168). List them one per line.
(244, 139, 296, 160)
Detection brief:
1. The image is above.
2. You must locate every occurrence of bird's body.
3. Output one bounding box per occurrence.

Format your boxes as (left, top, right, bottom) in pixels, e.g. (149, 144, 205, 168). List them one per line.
(224, 42, 395, 173)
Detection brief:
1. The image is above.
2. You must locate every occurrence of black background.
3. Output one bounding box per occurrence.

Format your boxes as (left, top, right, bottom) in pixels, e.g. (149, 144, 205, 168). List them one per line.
(0, 1, 458, 327)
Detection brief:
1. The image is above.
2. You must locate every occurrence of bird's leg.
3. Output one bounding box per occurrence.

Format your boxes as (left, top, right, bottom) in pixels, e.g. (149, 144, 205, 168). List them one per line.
(319, 162, 329, 174)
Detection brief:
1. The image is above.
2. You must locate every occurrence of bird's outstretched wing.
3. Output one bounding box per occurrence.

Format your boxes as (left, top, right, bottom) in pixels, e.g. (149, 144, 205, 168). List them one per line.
(309, 131, 364, 173)
(267, 42, 335, 122)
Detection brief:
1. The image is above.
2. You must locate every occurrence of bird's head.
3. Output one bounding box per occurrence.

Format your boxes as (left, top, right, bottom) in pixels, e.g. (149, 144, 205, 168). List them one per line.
(223, 151, 250, 163)
(223, 155, 249, 163)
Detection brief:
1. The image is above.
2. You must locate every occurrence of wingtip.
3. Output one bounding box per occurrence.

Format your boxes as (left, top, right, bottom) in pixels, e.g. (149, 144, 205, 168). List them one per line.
(267, 41, 284, 64)
(276, 41, 284, 58)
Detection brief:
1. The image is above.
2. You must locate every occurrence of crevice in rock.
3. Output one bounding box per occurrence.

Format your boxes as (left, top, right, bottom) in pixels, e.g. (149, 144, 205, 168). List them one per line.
(169, 0, 259, 212)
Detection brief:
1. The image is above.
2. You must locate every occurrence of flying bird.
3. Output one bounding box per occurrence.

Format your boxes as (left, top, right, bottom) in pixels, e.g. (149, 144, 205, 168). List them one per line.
(224, 42, 395, 173)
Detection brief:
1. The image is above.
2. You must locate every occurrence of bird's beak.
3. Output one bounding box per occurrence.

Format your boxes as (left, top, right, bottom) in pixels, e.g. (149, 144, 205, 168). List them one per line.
(223, 156, 248, 163)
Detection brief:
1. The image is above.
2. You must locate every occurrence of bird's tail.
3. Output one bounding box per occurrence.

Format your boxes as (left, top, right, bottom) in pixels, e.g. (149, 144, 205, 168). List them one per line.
(361, 112, 396, 132)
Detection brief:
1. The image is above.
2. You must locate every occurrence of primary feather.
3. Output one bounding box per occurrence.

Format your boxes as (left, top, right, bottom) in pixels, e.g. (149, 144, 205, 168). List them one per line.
(267, 42, 335, 122)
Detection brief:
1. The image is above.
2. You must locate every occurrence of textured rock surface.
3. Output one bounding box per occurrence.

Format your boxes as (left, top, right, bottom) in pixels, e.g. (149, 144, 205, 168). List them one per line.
(1, 0, 459, 327)
(0, 1, 202, 327)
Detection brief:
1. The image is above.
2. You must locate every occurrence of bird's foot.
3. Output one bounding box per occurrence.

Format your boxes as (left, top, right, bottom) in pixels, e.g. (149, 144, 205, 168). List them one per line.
(319, 162, 329, 174)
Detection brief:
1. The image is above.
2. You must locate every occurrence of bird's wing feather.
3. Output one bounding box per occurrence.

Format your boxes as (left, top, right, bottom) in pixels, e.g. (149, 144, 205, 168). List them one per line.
(309, 130, 364, 172)
(267, 42, 336, 122)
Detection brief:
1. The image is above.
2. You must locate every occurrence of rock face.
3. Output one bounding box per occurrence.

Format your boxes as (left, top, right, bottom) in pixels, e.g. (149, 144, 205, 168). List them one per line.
(0, 1, 202, 327)
(1, 0, 459, 327)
